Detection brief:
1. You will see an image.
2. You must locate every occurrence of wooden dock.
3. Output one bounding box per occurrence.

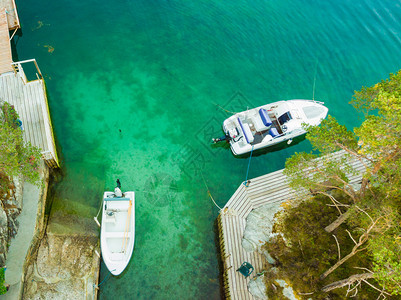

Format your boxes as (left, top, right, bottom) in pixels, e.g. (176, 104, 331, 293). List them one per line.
(0, 0, 20, 73)
(0, 61, 59, 168)
(0, 9, 12, 74)
(0, 0, 20, 30)
(0, 0, 58, 168)
(217, 150, 367, 299)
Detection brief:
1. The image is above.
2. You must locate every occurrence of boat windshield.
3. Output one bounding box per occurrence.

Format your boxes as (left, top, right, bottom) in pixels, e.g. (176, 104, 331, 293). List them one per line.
(278, 112, 292, 125)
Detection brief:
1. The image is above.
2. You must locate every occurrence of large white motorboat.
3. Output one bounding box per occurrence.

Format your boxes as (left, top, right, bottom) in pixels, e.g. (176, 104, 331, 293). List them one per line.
(100, 189, 135, 276)
(213, 99, 328, 156)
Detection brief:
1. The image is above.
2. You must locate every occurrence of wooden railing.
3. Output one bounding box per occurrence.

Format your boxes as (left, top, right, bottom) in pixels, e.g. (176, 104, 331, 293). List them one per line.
(10, 0, 20, 29)
(11, 59, 43, 84)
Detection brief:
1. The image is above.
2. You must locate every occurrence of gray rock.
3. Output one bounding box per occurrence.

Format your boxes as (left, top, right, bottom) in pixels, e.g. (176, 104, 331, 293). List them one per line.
(24, 233, 100, 300)
(248, 274, 268, 299)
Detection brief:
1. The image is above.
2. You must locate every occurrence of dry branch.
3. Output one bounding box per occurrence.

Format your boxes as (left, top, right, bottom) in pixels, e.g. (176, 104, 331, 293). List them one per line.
(322, 273, 374, 292)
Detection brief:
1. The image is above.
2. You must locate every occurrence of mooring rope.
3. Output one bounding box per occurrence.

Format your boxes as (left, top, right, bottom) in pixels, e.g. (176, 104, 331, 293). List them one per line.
(312, 59, 319, 101)
(243, 145, 254, 187)
(93, 269, 115, 298)
(213, 103, 237, 115)
(93, 198, 103, 227)
(200, 170, 223, 211)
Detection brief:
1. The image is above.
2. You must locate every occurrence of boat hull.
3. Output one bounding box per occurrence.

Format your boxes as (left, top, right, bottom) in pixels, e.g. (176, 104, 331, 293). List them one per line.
(100, 191, 135, 276)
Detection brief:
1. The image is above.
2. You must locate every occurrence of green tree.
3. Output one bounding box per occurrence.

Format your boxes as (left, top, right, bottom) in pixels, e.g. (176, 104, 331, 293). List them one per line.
(274, 71, 401, 297)
(0, 102, 41, 193)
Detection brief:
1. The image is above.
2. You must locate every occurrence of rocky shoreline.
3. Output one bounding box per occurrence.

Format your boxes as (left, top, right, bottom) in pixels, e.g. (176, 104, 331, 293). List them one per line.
(242, 202, 297, 300)
(23, 232, 100, 299)
(1, 167, 101, 299)
(21, 172, 101, 300)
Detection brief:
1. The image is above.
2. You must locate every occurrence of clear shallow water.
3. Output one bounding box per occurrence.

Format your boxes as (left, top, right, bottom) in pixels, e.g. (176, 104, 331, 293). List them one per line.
(14, 0, 401, 299)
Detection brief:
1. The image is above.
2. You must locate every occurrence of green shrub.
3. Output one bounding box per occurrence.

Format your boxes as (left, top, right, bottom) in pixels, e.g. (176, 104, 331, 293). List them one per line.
(0, 101, 41, 194)
(1, 102, 20, 129)
(0, 268, 6, 295)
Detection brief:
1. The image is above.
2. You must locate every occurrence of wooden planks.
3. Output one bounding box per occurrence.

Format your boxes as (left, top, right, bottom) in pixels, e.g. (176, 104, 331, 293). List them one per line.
(0, 0, 20, 30)
(0, 9, 12, 74)
(0, 73, 59, 168)
(217, 150, 367, 299)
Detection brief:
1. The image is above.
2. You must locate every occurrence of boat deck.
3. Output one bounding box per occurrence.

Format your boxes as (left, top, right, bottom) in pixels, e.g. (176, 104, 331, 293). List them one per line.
(217, 150, 367, 299)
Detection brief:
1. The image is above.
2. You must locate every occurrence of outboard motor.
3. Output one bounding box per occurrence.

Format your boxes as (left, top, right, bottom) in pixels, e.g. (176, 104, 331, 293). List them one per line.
(212, 135, 230, 143)
(213, 127, 240, 144)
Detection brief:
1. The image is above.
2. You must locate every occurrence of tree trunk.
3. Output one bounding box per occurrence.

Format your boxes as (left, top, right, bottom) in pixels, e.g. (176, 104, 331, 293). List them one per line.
(320, 249, 361, 280)
(324, 209, 352, 233)
(322, 273, 375, 292)
(321, 216, 380, 279)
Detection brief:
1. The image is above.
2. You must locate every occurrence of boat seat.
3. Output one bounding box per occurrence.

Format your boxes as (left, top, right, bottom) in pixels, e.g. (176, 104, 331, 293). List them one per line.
(104, 197, 131, 201)
(269, 127, 279, 137)
(252, 108, 272, 132)
(252, 116, 269, 132)
(259, 108, 273, 126)
(237, 118, 254, 144)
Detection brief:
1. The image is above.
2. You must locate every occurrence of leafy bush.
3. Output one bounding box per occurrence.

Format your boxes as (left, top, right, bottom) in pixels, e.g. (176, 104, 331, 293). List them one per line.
(0, 101, 41, 194)
(1, 102, 20, 129)
(0, 268, 6, 295)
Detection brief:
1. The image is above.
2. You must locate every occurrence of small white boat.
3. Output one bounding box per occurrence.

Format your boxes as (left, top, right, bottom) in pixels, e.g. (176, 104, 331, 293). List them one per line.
(100, 190, 135, 276)
(214, 99, 328, 156)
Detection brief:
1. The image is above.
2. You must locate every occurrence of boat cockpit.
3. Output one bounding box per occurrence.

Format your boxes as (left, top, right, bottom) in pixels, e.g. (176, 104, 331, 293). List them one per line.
(231, 108, 287, 146)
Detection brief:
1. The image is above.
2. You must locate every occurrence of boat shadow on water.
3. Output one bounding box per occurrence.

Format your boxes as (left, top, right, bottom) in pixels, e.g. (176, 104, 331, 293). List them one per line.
(211, 133, 307, 159)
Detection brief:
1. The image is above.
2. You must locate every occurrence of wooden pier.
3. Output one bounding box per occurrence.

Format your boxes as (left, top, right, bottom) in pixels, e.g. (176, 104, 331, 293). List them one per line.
(0, 0, 19, 74)
(0, 61, 59, 168)
(0, 0, 58, 168)
(0, 0, 19, 30)
(0, 9, 12, 74)
(217, 150, 367, 299)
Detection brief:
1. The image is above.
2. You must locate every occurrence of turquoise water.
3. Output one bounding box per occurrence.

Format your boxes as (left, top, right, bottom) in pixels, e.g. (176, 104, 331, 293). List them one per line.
(14, 0, 401, 299)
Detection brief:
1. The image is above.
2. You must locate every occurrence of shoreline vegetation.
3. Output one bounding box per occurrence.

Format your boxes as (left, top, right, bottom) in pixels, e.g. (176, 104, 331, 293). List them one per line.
(2, 71, 400, 299)
(0, 100, 42, 289)
(2, 69, 400, 298)
(259, 71, 401, 299)
(0, 101, 100, 297)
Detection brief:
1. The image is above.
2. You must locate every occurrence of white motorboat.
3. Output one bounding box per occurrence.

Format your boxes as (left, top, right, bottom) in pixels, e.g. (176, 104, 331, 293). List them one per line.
(214, 99, 328, 156)
(100, 190, 135, 276)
